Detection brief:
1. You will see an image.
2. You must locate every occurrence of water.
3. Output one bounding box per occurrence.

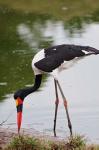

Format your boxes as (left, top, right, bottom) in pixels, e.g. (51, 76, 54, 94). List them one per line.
(0, 2, 99, 143)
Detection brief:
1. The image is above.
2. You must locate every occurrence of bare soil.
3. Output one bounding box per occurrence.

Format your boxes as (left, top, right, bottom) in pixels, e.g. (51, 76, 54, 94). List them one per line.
(0, 128, 16, 149)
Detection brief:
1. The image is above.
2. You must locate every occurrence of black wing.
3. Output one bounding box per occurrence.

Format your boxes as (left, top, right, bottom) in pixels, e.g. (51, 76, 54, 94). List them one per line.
(34, 45, 85, 72)
(34, 44, 99, 72)
(34, 53, 64, 72)
(44, 44, 99, 57)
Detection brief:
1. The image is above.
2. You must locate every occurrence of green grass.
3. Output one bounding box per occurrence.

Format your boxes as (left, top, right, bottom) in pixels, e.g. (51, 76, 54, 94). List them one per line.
(3, 135, 99, 150)
(0, 0, 99, 21)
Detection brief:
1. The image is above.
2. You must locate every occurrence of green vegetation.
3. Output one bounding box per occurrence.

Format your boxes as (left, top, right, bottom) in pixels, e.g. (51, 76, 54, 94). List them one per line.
(3, 135, 99, 150)
(0, 0, 99, 21)
(1, 0, 99, 101)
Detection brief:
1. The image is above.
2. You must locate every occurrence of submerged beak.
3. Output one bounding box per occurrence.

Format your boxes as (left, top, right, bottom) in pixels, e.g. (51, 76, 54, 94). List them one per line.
(15, 98, 23, 133)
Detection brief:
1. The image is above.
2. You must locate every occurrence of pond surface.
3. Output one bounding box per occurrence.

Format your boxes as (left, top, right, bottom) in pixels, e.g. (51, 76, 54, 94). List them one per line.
(0, 2, 99, 143)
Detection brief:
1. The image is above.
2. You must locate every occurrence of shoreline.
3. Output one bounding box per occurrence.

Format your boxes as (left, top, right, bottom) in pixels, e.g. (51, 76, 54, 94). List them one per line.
(0, 127, 99, 150)
(0, 127, 65, 149)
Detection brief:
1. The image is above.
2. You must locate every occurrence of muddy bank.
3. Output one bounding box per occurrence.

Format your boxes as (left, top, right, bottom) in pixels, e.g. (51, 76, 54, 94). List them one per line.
(0, 127, 65, 149)
(0, 128, 15, 149)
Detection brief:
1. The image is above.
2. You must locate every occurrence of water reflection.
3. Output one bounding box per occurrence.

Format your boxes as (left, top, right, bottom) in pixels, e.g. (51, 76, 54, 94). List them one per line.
(17, 20, 99, 48)
(0, 4, 99, 142)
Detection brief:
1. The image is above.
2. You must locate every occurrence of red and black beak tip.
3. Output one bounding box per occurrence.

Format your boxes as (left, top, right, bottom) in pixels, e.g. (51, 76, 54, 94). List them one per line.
(17, 111, 22, 133)
(15, 98, 23, 133)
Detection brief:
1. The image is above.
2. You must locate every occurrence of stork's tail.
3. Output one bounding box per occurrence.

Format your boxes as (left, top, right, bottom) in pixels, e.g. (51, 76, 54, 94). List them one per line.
(85, 46, 99, 55)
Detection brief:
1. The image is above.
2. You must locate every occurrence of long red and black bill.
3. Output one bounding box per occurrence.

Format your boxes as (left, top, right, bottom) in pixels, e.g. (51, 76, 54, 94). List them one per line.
(15, 98, 23, 133)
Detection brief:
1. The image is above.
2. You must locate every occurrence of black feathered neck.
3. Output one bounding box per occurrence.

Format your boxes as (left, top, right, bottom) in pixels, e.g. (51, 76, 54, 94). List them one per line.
(14, 74, 42, 100)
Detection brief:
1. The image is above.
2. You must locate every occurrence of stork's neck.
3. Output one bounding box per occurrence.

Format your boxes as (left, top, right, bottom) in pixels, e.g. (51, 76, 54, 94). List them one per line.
(24, 74, 42, 96)
(14, 74, 42, 100)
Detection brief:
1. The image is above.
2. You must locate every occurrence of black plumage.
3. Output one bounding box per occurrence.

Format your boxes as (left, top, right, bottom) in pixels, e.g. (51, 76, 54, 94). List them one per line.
(34, 44, 99, 72)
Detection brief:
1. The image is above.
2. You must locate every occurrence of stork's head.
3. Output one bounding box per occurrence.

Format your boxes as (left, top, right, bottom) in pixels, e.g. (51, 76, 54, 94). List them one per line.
(14, 74, 42, 133)
(14, 89, 24, 133)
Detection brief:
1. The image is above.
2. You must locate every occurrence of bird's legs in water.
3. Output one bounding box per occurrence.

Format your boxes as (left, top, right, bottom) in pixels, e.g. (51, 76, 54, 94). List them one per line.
(53, 79, 59, 137)
(56, 80, 73, 136)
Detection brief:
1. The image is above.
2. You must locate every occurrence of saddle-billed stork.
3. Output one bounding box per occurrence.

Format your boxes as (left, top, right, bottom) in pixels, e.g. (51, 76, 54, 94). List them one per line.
(14, 44, 99, 136)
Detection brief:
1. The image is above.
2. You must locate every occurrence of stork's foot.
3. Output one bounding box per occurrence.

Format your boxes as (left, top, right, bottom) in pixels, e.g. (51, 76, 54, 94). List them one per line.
(53, 128, 56, 137)
(68, 121, 73, 137)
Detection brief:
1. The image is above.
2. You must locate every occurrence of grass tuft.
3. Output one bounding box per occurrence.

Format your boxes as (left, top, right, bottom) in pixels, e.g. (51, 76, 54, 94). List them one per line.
(66, 135, 86, 149)
(4, 135, 43, 150)
(4, 134, 99, 150)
